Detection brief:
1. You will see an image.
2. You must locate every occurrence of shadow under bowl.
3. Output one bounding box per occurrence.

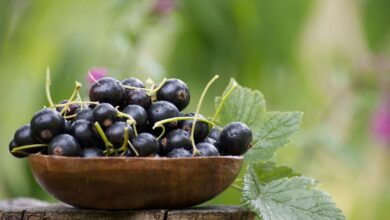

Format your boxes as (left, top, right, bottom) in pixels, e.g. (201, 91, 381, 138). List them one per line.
(28, 154, 243, 210)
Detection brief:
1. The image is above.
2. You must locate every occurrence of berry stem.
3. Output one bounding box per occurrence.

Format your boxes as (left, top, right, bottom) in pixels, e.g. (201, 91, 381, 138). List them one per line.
(116, 110, 138, 136)
(60, 81, 82, 115)
(191, 75, 219, 156)
(212, 80, 238, 122)
(52, 101, 99, 108)
(155, 125, 166, 140)
(118, 127, 129, 155)
(63, 114, 77, 119)
(94, 122, 113, 152)
(152, 117, 215, 130)
(128, 140, 140, 157)
(45, 67, 55, 107)
(11, 144, 48, 153)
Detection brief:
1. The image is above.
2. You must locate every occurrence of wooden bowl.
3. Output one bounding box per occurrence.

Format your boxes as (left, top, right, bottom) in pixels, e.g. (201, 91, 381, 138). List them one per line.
(28, 154, 243, 210)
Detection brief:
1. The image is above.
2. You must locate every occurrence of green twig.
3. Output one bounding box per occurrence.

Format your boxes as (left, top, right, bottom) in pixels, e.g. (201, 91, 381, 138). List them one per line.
(212, 80, 238, 122)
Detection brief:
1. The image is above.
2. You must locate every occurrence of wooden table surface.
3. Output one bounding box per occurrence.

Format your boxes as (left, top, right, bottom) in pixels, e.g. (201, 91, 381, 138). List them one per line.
(0, 198, 255, 220)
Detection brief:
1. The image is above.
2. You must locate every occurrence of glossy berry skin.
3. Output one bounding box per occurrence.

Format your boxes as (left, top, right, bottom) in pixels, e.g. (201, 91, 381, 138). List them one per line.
(131, 133, 159, 157)
(93, 103, 117, 129)
(82, 148, 103, 158)
(160, 129, 192, 155)
(157, 79, 190, 111)
(31, 108, 65, 143)
(122, 77, 145, 88)
(89, 77, 126, 107)
(220, 122, 252, 155)
(148, 101, 180, 129)
(178, 113, 209, 143)
(122, 105, 148, 132)
(204, 137, 223, 155)
(123, 89, 151, 109)
(9, 140, 28, 158)
(105, 122, 135, 148)
(56, 100, 80, 116)
(75, 108, 94, 122)
(13, 124, 42, 155)
(70, 119, 102, 147)
(167, 148, 192, 158)
(196, 142, 220, 156)
(208, 127, 221, 141)
(48, 134, 81, 157)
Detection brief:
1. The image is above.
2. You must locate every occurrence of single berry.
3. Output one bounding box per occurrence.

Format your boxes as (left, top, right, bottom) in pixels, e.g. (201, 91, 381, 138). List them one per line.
(122, 77, 145, 88)
(167, 148, 192, 158)
(156, 78, 190, 111)
(204, 137, 223, 155)
(64, 120, 72, 133)
(123, 89, 151, 109)
(82, 148, 103, 158)
(31, 108, 65, 143)
(178, 113, 209, 142)
(93, 103, 117, 129)
(14, 124, 37, 146)
(56, 100, 80, 116)
(75, 108, 94, 122)
(220, 122, 252, 155)
(89, 77, 126, 107)
(131, 133, 159, 157)
(160, 129, 192, 155)
(148, 101, 180, 129)
(9, 140, 28, 158)
(121, 105, 148, 131)
(196, 142, 220, 156)
(48, 134, 81, 157)
(70, 119, 102, 147)
(105, 122, 135, 148)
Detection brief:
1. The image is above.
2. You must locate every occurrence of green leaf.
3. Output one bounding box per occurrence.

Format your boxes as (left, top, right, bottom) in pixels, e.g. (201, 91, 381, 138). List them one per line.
(241, 166, 345, 220)
(215, 78, 266, 127)
(245, 111, 303, 162)
(252, 162, 300, 183)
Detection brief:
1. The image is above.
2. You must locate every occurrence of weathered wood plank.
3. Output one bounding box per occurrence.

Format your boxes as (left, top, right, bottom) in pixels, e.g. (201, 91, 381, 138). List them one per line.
(0, 198, 255, 220)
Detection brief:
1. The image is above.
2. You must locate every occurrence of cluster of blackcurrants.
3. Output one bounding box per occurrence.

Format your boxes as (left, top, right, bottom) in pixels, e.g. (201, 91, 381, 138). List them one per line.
(9, 76, 253, 158)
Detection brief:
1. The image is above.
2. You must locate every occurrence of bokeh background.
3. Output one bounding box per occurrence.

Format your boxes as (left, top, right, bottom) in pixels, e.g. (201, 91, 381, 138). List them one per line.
(1, 0, 390, 219)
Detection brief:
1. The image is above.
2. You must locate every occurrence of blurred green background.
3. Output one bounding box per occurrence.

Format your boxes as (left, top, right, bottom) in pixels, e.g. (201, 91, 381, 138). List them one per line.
(1, 0, 390, 219)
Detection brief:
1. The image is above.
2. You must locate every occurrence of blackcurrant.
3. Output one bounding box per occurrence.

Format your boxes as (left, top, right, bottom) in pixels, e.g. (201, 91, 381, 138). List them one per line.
(156, 78, 190, 111)
(75, 108, 94, 122)
(122, 77, 145, 88)
(93, 103, 117, 129)
(178, 112, 209, 143)
(70, 119, 102, 147)
(64, 120, 72, 133)
(56, 100, 80, 116)
(9, 140, 28, 158)
(131, 133, 159, 157)
(160, 129, 192, 155)
(121, 104, 148, 131)
(105, 121, 135, 148)
(208, 127, 221, 141)
(196, 142, 220, 156)
(89, 77, 126, 107)
(167, 148, 192, 158)
(123, 89, 151, 109)
(14, 124, 37, 146)
(220, 122, 252, 155)
(31, 108, 65, 143)
(148, 101, 180, 129)
(204, 137, 223, 155)
(82, 147, 103, 158)
(48, 134, 81, 157)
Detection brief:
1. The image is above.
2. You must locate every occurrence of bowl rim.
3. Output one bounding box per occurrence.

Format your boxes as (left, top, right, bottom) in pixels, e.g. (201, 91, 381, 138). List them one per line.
(28, 154, 244, 161)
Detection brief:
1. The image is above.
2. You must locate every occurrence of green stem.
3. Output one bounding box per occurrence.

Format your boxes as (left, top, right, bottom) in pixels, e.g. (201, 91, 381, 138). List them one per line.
(52, 101, 98, 108)
(123, 85, 150, 91)
(212, 81, 238, 122)
(191, 75, 219, 156)
(117, 111, 138, 136)
(45, 67, 54, 107)
(128, 140, 139, 157)
(94, 122, 113, 151)
(152, 117, 215, 130)
(11, 144, 48, 153)
(230, 184, 243, 192)
(155, 125, 166, 140)
(118, 127, 129, 155)
(60, 81, 82, 115)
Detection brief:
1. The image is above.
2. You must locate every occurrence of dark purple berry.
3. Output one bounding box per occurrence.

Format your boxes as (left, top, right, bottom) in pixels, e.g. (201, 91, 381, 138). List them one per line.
(157, 79, 190, 111)
(196, 142, 220, 156)
(160, 129, 192, 155)
(93, 103, 117, 129)
(122, 105, 148, 132)
(82, 148, 103, 158)
(31, 108, 65, 143)
(131, 133, 159, 157)
(89, 77, 125, 107)
(70, 119, 102, 147)
(9, 140, 28, 158)
(148, 101, 180, 129)
(48, 134, 81, 157)
(167, 148, 192, 158)
(75, 108, 94, 122)
(124, 89, 151, 109)
(178, 113, 209, 143)
(122, 77, 145, 88)
(56, 100, 80, 116)
(105, 122, 135, 148)
(220, 122, 252, 155)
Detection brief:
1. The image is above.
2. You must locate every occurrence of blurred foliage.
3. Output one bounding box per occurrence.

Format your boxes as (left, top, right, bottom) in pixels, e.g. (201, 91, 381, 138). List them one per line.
(1, 0, 390, 219)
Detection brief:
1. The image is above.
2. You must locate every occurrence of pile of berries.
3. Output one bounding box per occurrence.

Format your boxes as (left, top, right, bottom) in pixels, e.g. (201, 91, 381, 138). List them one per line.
(9, 75, 252, 158)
